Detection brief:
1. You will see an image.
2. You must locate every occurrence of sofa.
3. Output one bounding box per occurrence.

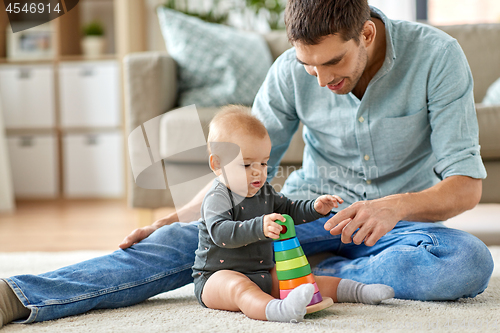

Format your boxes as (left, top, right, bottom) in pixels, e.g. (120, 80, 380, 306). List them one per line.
(123, 24, 500, 243)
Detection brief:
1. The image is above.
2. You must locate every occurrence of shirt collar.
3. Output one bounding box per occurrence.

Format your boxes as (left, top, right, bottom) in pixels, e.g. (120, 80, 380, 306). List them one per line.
(368, 6, 396, 81)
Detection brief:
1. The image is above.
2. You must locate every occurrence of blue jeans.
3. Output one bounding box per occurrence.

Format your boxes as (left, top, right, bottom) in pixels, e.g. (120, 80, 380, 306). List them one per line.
(5, 216, 494, 323)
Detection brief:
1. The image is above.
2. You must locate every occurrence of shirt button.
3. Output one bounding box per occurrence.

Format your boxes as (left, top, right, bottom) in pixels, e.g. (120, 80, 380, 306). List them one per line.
(364, 155, 370, 161)
(366, 180, 372, 185)
(358, 116, 365, 123)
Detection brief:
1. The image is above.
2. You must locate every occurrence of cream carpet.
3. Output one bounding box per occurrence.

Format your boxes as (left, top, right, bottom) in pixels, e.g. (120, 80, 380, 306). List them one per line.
(0, 248, 499, 333)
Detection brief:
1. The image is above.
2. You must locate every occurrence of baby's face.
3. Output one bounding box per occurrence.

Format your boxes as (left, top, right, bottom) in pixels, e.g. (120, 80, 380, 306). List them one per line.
(217, 133, 271, 197)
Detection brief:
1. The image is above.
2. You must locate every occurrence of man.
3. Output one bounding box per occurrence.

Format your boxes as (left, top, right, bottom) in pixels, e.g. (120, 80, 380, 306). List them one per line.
(0, 0, 493, 327)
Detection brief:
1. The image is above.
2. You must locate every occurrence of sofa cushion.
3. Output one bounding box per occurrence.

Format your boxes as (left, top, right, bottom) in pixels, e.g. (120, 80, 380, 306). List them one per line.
(444, 203, 500, 245)
(159, 107, 218, 163)
(482, 161, 500, 203)
(262, 30, 292, 61)
(476, 105, 500, 160)
(159, 107, 305, 165)
(157, 7, 273, 107)
(483, 77, 500, 105)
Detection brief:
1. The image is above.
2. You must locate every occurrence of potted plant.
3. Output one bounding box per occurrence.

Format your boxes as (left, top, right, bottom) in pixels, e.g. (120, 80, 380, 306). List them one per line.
(162, 0, 286, 30)
(81, 20, 105, 58)
(245, 0, 285, 30)
(163, 0, 228, 24)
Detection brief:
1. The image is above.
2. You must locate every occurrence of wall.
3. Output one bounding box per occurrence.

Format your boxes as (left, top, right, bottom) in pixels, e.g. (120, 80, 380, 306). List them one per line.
(0, 96, 15, 212)
(146, 0, 167, 52)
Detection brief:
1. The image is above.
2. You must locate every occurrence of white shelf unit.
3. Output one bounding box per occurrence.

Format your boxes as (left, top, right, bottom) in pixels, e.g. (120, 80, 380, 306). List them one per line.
(0, 59, 124, 199)
(0, 0, 126, 200)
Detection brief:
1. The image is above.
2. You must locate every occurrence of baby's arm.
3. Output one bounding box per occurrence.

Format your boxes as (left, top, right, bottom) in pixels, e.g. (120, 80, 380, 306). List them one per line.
(271, 185, 342, 223)
(313, 195, 343, 215)
(206, 214, 267, 248)
(203, 189, 267, 248)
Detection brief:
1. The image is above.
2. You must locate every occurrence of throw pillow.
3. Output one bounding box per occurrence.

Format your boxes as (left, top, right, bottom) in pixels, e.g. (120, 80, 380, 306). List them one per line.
(483, 77, 500, 105)
(157, 7, 273, 107)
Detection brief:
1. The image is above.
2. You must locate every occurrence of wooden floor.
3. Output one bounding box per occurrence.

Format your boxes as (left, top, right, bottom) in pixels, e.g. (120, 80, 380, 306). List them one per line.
(0, 200, 175, 252)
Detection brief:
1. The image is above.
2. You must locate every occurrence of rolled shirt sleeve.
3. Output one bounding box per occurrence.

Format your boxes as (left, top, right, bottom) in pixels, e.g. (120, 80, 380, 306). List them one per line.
(427, 40, 486, 180)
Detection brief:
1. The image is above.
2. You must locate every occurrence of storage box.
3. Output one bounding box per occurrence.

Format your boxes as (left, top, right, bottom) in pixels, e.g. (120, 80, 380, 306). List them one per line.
(6, 134, 58, 198)
(59, 61, 121, 128)
(63, 131, 124, 197)
(0, 64, 55, 128)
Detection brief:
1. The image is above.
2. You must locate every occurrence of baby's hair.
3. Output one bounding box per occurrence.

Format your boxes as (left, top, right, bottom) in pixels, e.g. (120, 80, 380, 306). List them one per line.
(208, 105, 268, 153)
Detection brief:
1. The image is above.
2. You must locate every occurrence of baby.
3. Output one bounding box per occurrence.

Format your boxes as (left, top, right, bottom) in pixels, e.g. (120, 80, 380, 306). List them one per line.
(192, 105, 394, 322)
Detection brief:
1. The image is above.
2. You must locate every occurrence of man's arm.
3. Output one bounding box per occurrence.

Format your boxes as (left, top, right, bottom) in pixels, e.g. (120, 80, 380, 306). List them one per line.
(324, 175, 482, 247)
(119, 180, 213, 249)
(399, 175, 482, 222)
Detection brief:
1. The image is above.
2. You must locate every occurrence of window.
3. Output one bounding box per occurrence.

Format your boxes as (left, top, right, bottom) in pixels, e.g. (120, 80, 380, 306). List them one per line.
(369, 0, 417, 21)
(428, 0, 500, 25)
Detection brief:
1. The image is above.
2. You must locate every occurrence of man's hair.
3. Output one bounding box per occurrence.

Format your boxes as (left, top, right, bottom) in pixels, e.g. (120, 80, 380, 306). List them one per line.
(285, 0, 371, 45)
(207, 105, 268, 154)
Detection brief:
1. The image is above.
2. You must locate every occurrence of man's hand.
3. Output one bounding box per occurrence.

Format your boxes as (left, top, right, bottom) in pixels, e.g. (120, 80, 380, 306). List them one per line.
(263, 213, 285, 239)
(119, 213, 179, 249)
(323, 195, 404, 247)
(314, 195, 343, 215)
(119, 225, 158, 249)
(118, 180, 214, 249)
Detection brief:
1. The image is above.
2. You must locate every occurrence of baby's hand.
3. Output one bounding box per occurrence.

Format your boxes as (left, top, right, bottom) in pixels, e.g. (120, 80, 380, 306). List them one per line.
(314, 195, 344, 215)
(263, 213, 285, 239)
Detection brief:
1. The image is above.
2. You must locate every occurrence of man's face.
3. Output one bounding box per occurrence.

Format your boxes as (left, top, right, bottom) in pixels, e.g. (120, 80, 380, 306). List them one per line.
(295, 34, 368, 95)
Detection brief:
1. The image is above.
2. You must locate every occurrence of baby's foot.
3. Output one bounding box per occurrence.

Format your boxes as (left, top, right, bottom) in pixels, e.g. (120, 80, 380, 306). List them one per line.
(265, 283, 315, 322)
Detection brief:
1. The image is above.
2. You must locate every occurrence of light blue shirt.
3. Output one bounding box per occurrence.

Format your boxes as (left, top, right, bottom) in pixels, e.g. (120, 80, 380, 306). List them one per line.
(252, 7, 486, 209)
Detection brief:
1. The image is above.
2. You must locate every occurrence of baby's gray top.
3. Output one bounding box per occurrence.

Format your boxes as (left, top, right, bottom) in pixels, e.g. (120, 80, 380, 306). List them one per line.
(192, 179, 325, 277)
